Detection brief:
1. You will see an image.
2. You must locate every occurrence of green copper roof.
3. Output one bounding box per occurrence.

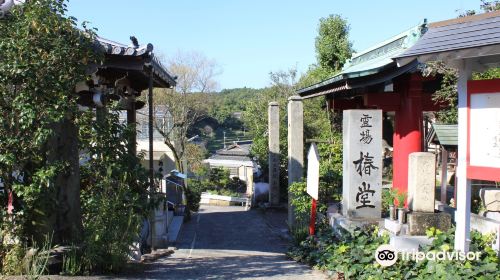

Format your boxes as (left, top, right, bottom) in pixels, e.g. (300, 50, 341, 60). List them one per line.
(341, 21, 426, 77)
(428, 124, 458, 147)
(298, 20, 427, 97)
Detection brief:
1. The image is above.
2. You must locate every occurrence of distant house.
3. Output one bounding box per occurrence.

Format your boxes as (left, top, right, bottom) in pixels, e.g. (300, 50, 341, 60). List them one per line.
(120, 105, 177, 176)
(204, 140, 259, 194)
(232, 112, 242, 120)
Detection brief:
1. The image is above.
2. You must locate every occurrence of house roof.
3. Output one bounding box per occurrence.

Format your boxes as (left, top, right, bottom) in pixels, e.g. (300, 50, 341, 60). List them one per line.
(427, 124, 458, 147)
(139, 150, 169, 161)
(298, 22, 427, 99)
(95, 36, 176, 90)
(206, 141, 254, 166)
(208, 154, 252, 162)
(395, 11, 500, 66)
(215, 141, 251, 156)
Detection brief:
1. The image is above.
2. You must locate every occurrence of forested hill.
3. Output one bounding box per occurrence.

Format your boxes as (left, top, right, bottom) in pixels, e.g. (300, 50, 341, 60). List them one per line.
(191, 87, 265, 153)
(210, 87, 265, 125)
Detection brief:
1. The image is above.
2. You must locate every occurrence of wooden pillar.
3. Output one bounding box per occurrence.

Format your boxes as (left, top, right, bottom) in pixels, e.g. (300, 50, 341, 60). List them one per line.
(148, 72, 154, 191)
(440, 148, 448, 204)
(148, 70, 156, 250)
(392, 74, 423, 199)
(127, 96, 137, 156)
(454, 59, 472, 253)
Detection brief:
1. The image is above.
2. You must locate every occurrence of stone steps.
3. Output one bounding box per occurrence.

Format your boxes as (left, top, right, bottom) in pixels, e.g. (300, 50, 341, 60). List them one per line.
(168, 216, 184, 244)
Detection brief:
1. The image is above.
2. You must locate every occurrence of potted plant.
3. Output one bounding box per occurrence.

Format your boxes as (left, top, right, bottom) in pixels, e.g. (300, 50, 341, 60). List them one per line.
(383, 189, 397, 220)
(389, 189, 397, 221)
(395, 190, 407, 224)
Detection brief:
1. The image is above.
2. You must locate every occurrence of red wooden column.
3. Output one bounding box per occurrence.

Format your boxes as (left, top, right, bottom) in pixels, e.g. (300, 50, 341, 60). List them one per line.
(393, 74, 424, 197)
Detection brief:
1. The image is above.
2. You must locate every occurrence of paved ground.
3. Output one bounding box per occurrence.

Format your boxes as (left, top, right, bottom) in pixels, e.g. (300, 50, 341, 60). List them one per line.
(33, 205, 324, 280)
(132, 205, 326, 280)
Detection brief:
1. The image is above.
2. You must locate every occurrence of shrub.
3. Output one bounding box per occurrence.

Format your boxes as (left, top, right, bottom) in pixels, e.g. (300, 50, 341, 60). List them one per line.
(289, 225, 500, 280)
(185, 179, 206, 213)
(77, 108, 151, 274)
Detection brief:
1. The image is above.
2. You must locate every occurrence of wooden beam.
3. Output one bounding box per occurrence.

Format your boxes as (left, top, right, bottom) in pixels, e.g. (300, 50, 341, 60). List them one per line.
(331, 98, 363, 111)
(363, 92, 401, 111)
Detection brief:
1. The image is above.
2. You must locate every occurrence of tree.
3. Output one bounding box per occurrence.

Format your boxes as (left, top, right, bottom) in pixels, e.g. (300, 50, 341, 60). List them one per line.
(0, 1, 155, 273)
(154, 51, 221, 173)
(154, 90, 211, 173)
(0, 0, 97, 246)
(298, 14, 352, 88)
(315, 14, 352, 74)
(167, 50, 222, 94)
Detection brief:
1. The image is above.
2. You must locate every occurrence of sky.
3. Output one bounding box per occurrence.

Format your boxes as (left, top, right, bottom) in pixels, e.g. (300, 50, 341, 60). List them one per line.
(67, 0, 479, 90)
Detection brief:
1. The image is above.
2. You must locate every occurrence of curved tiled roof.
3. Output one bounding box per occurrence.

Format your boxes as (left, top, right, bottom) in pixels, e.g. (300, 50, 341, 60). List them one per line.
(297, 22, 426, 98)
(96, 36, 176, 88)
(394, 11, 500, 65)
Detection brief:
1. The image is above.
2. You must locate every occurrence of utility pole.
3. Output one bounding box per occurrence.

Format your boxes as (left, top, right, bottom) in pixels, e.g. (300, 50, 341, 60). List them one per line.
(223, 131, 226, 149)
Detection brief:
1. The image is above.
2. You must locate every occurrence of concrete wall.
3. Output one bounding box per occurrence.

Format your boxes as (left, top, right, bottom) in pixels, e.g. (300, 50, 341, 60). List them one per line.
(137, 139, 177, 176)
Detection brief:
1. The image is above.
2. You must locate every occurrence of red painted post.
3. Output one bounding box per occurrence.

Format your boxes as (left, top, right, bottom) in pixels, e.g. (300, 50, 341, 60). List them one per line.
(392, 74, 423, 204)
(309, 198, 317, 236)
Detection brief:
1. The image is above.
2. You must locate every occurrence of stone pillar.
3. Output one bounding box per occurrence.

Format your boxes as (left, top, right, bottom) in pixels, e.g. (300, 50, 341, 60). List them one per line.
(287, 96, 304, 226)
(342, 110, 382, 218)
(407, 152, 451, 235)
(407, 152, 436, 212)
(246, 166, 254, 198)
(268, 102, 280, 205)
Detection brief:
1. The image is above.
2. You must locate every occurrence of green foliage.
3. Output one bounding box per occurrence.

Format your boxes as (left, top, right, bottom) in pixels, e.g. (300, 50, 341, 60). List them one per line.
(289, 182, 312, 217)
(206, 188, 241, 198)
(187, 167, 246, 212)
(0, 1, 155, 274)
(289, 225, 500, 280)
(381, 188, 396, 216)
(211, 87, 263, 126)
(0, 0, 135, 275)
(315, 14, 352, 73)
(297, 64, 336, 88)
(423, 61, 459, 124)
(0, 235, 52, 278)
(207, 167, 231, 190)
(77, 108, 151, 274)
(24, 237, 52, 280)
(424, 61, 500, 125)
(2, 244, 24, 275)
(185, 179, 205, 213)
(61, 245, 81, 276)
(288, 226, 389, 279)
(0, 0, 99, 245)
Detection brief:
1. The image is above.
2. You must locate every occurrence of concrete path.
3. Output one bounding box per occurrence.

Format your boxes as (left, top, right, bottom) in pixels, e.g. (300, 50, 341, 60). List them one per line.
(37, 205, 325, 280)
(134, 205, 326, 279)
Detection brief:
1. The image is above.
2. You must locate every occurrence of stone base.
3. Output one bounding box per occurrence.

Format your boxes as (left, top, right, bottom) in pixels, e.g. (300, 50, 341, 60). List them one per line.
(407, 212, 451, 236)
(389, 235, 434, 252)
(328, 213, 383, 235)
(384, 218, 409, 235)
(485, 211, 500, 222)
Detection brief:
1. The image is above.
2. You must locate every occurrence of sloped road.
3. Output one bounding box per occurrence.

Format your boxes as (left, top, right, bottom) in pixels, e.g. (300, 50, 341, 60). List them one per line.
(38, 205, 325, 280)
(136, 205, 326, 280)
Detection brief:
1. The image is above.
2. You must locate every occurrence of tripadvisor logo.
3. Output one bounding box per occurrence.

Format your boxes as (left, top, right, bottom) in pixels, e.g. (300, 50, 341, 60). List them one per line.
(375, 244, 397, 267)
(375, 244, 482, 267)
